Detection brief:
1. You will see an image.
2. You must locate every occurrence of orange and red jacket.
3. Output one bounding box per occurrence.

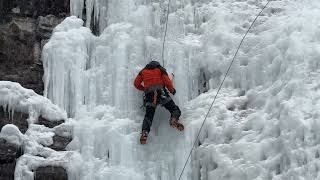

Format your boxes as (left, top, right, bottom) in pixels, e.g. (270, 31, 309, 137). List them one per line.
(134, 65, 175, 93)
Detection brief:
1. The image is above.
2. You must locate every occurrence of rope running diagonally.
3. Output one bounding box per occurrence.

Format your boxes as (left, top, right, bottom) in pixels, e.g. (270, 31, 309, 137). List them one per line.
(161, 0, 171, 67)
(177, 0, 271, 179)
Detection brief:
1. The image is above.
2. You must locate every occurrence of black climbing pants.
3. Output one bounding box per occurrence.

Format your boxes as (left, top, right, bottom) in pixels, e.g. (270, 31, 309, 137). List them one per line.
(142, 88, 181, 133)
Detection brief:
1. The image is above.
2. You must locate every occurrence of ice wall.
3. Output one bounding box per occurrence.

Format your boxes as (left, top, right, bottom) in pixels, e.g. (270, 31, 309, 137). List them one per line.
(66, 105, 191, 180)
(45, 0, 202, 117)
(43, 16, 93, 117)
(182, 0, 320, 179)
(43, 1, 202, 178)
(43, 0, 320, 179)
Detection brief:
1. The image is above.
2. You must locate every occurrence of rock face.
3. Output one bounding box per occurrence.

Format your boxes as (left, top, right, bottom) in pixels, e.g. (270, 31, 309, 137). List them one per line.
(0, 1, 71, 178)
(0, 138, 22, 180)
(49, 135, 72, 151)
(34, 166, 68, 180)
(38, 116, 65, 129)
(0, 139, 22, 163)
(0, 0, 69, 94)
(0, 162, 16, 180)
(0, 0, 69, 18)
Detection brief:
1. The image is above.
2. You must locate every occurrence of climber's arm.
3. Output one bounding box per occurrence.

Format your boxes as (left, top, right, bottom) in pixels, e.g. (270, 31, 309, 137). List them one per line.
(134, 73, 144, 91)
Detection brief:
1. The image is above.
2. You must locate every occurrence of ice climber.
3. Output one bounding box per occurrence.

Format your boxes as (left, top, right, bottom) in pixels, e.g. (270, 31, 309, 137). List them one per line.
(134, 61, 184, 144)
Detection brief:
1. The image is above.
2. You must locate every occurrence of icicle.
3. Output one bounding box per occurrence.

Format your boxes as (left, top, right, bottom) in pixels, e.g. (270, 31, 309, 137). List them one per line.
(70, 0, 85, 19)
(85, 0, 94, 27)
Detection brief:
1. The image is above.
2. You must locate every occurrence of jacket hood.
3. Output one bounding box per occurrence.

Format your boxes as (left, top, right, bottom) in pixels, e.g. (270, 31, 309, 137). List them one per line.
(145, 61, 161, 69)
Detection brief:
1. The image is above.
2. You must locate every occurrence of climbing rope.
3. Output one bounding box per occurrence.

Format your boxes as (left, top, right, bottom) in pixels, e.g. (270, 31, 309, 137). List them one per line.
(161, 0, 171, 66)
(177, 1, 271, 179)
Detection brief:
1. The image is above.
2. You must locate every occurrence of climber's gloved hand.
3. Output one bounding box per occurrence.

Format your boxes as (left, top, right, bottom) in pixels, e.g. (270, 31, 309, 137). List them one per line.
(172, 89, 176, 95)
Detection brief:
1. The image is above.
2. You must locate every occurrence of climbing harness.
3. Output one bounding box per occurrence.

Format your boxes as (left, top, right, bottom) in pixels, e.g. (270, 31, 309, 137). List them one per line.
(153, 91, 158, 106)
(177, 1, 272, 179)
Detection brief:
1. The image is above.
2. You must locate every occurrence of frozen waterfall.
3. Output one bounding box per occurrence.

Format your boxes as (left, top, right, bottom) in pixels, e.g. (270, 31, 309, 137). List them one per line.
(42, 0, 320, 179)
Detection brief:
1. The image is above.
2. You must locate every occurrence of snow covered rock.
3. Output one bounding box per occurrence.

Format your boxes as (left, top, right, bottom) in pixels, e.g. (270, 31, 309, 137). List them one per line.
(0, 81, 67, 124)
(0, 108, 29, 133)
(15, 152, 83, 180)
(49, 135, 72, 151)
(0, 82, 73, 180)
(0, 124, 24, 146)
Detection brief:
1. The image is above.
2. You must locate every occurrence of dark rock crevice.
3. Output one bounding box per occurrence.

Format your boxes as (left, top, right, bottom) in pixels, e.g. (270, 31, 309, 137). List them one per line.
(0, 138, 23, 180)
(34, 166, 68, 180)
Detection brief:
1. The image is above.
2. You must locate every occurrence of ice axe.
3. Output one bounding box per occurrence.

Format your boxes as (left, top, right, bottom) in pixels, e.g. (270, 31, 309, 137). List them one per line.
(170, 72, 175, 84)
(170, 72, 175, 95)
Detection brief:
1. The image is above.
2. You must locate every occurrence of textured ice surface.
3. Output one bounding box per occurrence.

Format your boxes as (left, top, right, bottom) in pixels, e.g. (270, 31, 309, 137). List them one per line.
(42, 0, 320, 179)
(66, 105, 190, 180)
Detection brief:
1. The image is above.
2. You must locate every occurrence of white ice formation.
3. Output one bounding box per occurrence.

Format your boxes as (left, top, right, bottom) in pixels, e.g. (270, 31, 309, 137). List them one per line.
(0, 81, 67, 123)
(0, 124, 24, 146)
(13, 119, 81, 180)
(39, 0, 320, 179)
(0, 81, 77, 180)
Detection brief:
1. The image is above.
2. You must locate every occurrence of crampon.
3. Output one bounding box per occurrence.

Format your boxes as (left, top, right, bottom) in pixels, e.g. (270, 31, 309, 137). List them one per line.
(170, 119, 184, 131)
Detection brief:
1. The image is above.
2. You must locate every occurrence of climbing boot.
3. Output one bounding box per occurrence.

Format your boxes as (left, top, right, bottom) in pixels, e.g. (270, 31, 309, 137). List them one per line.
(170, 118, 184, 131)
(140, 131, 148, 145)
